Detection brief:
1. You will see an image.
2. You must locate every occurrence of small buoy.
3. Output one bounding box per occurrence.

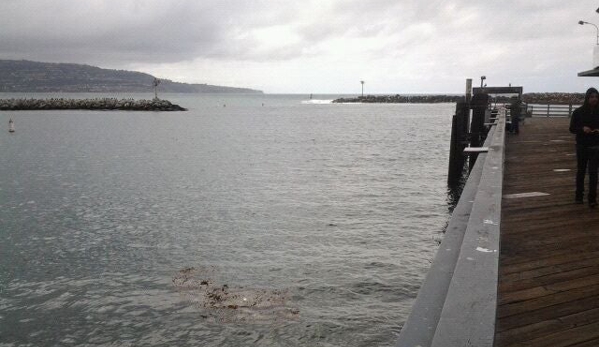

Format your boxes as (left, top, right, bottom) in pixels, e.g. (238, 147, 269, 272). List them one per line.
(8, 118, 14, 133)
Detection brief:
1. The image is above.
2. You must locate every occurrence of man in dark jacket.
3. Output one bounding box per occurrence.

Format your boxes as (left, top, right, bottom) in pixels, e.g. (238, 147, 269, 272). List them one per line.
(569, 87, 599, 207)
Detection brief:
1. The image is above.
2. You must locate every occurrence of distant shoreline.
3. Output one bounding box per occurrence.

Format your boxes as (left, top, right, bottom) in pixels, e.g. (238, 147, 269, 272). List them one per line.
(333, 92, 586, 104)
(0, 97, 187, 111)
(0, 59, 263, 94)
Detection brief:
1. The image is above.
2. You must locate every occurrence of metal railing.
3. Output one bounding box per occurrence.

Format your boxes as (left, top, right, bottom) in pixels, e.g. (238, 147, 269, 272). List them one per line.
(526, 103, 579, 117)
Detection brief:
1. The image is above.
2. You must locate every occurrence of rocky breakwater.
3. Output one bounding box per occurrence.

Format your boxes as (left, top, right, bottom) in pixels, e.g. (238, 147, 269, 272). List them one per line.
(521, 93, 585, 105)
(0, 98, 187, 111)
(334, 92, 588, 105)
(333, 95, 463, 103)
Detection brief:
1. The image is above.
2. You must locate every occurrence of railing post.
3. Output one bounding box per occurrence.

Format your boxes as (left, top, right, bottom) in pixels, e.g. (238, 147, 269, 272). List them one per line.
(569, 103, 573, 117)
(547, 104, 550, 117)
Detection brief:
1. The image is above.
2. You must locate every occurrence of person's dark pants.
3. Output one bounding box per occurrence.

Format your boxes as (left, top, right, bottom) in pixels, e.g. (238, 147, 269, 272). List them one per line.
(576, 144, 589, 201)
(589, 148, 599, 204)
(512, 118, 519, 134)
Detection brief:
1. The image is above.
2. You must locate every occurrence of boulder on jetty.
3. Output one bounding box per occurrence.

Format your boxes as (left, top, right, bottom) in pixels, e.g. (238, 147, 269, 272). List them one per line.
(0, 97, 187, 111)
(333, 95, 462, 104)
(521, 93, 584, 105)
(333, 92, 587, 105)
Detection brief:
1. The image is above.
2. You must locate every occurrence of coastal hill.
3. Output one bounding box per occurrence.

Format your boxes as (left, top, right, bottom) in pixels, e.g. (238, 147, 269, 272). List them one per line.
(0, 59, 263, 94)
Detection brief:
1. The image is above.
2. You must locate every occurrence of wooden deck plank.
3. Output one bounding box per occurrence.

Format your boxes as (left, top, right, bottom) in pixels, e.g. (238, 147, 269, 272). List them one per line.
(497, 284, 599, 318)
(499, 266, 599, 294)
(496, 307, 599, 345)
(499, 320, 599, 347)
(496, 117, 599, 347)
(501, 257, 599, 281)
(497, 294, 599, 331)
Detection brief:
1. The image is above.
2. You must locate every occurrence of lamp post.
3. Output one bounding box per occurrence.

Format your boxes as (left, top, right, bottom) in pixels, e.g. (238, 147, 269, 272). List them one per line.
(579, 20, 599, 45)
(480, 75, 486, 88)
(153, 78, 161, 99)
(360, 80, 364, 97)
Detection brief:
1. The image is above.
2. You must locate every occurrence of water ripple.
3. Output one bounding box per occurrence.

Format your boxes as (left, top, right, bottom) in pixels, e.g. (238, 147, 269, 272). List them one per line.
(0, 95, 452, 346)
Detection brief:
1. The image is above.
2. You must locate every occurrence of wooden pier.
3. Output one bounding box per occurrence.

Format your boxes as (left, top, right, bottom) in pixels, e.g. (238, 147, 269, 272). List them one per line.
(397, 101, 599, 346)
(496, 117, 599, 346)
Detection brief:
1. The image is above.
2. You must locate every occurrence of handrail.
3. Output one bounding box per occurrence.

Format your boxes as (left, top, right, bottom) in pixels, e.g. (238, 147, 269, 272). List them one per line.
(527, 103, 580, 117)
(397, 111, 506, 347)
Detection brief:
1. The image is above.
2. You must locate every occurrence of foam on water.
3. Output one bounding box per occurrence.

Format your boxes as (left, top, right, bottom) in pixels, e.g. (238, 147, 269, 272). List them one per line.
(300, 99, 334, 104)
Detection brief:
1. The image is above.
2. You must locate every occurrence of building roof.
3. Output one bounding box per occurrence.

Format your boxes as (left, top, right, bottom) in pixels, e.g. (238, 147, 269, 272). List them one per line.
(578, 67, 599, 76)
(473, 86, 523, 95)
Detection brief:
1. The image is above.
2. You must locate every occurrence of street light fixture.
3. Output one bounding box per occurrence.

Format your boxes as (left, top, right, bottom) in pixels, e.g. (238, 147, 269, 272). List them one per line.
(579, 20, 599, 45)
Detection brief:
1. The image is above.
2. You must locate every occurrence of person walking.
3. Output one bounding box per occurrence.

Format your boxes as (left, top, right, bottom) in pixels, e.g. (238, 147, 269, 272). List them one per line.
(569, 87, 599, 207)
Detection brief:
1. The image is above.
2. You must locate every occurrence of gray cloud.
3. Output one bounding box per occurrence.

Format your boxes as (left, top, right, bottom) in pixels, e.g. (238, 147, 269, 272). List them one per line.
(0, 0, 265, 64)
(1, 0, 598, 92)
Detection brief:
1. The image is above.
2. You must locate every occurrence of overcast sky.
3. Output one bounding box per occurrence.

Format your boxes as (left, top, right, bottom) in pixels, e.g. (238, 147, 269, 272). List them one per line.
(2, 0, 599, 93)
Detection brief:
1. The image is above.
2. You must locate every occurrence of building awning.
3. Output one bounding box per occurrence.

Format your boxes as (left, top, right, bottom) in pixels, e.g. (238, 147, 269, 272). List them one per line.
(472, 86, 523, 96)
(578, 68, 599, 77)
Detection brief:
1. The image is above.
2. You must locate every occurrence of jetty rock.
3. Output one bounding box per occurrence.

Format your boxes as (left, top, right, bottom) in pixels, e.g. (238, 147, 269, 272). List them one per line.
(0, 97, 187, 111)
(333, 93, 587, 105)
(333, 95, 463, 103)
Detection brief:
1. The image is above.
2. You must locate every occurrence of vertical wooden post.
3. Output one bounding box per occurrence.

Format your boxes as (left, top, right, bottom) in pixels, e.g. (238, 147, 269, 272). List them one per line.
(465, 79, 472, 104)
(448, 101, 469, 187)
(569, 103, 573, 117)
(448, 114, 461, 187)
(469, 93, 489, 171)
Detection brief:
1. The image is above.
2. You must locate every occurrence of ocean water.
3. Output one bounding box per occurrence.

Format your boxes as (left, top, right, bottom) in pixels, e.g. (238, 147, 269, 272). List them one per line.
(0, 93, 454, 347)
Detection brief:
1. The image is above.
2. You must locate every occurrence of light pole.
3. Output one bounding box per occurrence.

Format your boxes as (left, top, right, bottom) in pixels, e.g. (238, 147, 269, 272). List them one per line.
(579, 20, 599, 45)
(480, 75, 486, 88)
(153, 78, 161, 99)
(360, 80, 364, 97)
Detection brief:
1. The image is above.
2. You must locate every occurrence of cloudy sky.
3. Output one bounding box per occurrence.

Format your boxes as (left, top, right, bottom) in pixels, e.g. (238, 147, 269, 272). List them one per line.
(2, 0, 599, 93)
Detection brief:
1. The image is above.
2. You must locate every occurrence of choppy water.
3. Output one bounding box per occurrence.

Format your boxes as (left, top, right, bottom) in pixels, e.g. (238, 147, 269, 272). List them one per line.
(0, 93, 454, 347)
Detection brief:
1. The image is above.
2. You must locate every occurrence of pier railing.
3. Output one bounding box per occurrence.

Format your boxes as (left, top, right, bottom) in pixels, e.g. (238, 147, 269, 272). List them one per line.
(526, 103, 579, 117)
(396, 110, 506, 347)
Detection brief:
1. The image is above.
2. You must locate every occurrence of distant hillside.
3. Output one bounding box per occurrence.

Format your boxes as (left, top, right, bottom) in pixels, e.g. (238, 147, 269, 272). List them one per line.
(0, 60, 263, 93)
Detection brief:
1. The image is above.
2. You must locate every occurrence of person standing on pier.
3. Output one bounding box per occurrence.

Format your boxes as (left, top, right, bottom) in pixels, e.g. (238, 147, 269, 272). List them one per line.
(569, 87, 599, 207)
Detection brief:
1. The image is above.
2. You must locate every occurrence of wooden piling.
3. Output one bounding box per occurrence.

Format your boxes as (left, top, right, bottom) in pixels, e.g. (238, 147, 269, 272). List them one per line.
(447, 101, 470, 187)
(469, 93, 490, 170)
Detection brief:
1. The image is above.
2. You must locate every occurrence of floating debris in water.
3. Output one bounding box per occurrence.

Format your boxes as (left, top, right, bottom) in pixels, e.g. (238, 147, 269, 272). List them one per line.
(172, 267, 299, 323)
